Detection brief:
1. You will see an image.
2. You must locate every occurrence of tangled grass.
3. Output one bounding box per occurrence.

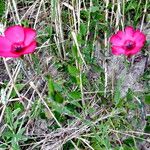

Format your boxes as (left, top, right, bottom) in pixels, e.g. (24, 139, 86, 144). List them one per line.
(0, 0, 150, 149)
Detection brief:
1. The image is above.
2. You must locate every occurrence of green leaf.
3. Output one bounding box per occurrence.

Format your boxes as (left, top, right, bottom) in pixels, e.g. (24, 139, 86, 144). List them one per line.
(144, 123, 150, 133)
(53, 82, 63, 92)
(90, 6, 99, 12)
(11, 138, 20, 150)
(12, 108, 21, 119)
(46, 26, 53, 38)
(21, 19, 29, 27)
(125, 1, 138, 12)
(3, 130, 13, 140)
(5, 108, 13, 126)
(146, 14, 150, 22)
(146, 40, 150, 45)
(11, 84, 24, 98)
(0, 0, 5, 17)
(68, 91, 81, 100)
(126, 88, 134, 101)
(80, 23, 87, 36)
(13, 102, 24, 112)
(46, 75, 55, 99)
(77, 33, 83, 44)
(68, 65, 79, 77)
(72, 45, 78, 59)
(145, 116, 150, 133)
(145, 94, 150, 104)
(51, 101, 80, 118)
(54, 92, 64, 103)
(123, 137, 135, 147)
(0, 144, 7, 149)
(114, 78, 123, 105)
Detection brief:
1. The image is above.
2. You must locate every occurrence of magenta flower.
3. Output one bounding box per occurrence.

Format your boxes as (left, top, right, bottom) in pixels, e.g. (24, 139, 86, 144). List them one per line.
(110, 26, 146, 56)
(0, 25, 36, 58)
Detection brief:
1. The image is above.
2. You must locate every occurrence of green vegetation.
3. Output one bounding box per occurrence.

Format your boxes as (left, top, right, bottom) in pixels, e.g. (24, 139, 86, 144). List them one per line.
(0, 0, 149, 149)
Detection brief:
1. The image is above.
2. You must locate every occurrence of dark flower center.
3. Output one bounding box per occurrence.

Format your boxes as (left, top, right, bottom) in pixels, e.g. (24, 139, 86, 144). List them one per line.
(15, 46, 22, 52)
(124, 40, 136, 50)
(12, 43, 24, 52)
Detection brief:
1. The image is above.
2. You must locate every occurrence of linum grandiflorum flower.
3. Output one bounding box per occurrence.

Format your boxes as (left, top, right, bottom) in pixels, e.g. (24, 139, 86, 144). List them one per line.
(0, 25, 36, 57)
(110, 26, 146, 56)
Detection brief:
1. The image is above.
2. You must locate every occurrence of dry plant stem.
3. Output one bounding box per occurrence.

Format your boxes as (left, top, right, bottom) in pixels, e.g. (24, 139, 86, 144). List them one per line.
(78, 137, 94, 150)
(71, 31, 87, 107)
(104, 0, 109, 97)
(74, 1, 86, 109)
(17, 91, 35, 133)
(82, 0, 86, 10)
(111, 69, 115, 99)
(8, 1, 17, 24)
(119, 130, 150, 136)
(77, 0, 81, 32)
(34, 0, 44, 29)
(85, 0, 92, 44)
(20, 1, 38, 21)
(28, 101, 121, 149)
(3, 58, 21, 99)
(57, 0, 66, 59)
(134, 96, 146, 126)
(5, 2, 9, 27)
(11, 0, 21, 24)
(119, 0, 124, 29)
(110, 129, 150, 143)
(29, 81, 61, 127)
(140, 0, 148, 31)
(122, 0, 125, 29)
(70, 142, 80, 150)
(115, 0, 120, 29)
(53, 110, 121, 149)
(91, 24, 97, 59)
(62, 2, 74, 11)
(72, 0, 77, 33)
(71, 31, 88, 70)
(41, 137, 48, 150)
(38, 39, 50, 52)
(108, 115, 123, 147)
(0, 105, 6, 124)
(53, 0, 66, 59)
(29, 80, 80, 149)
(110, 0, 115, 26)
(26, 110, 121, 149)
(54, 35, 62, 57)
(29, 0, 39, 20)
(79, 66, 85, 107)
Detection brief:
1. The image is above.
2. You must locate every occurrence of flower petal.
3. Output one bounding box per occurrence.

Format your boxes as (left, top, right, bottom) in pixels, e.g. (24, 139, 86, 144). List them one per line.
(2, 41, 37, 58)
(5, 25, 24, 43)
(24, 28, 36, 46)
(0, 52, 20, 58)
(111, 46, 125, 55)
(0, 36, 12, 51)
(134, 30, 146, 47)
(110, 30, 125, 46)
(0, 36, 17, 57)
(22, 41, 36, 54)
(125, 47, 141, 56)
(125, 26, 134, 39)
(116, 31, 124, 38)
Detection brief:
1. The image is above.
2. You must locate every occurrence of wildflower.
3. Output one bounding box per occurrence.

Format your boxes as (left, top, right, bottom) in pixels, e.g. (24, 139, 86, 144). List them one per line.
(0, 25, 36, 57)
(110, 26, 146, 56)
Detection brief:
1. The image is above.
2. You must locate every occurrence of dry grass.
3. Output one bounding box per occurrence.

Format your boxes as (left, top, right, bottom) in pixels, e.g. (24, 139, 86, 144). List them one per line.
(0, 0, 150, 149)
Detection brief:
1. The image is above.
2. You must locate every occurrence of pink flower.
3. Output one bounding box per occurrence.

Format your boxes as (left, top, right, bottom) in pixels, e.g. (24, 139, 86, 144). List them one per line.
(110, 26, 146, 56)
(0, 25, 36, 58)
